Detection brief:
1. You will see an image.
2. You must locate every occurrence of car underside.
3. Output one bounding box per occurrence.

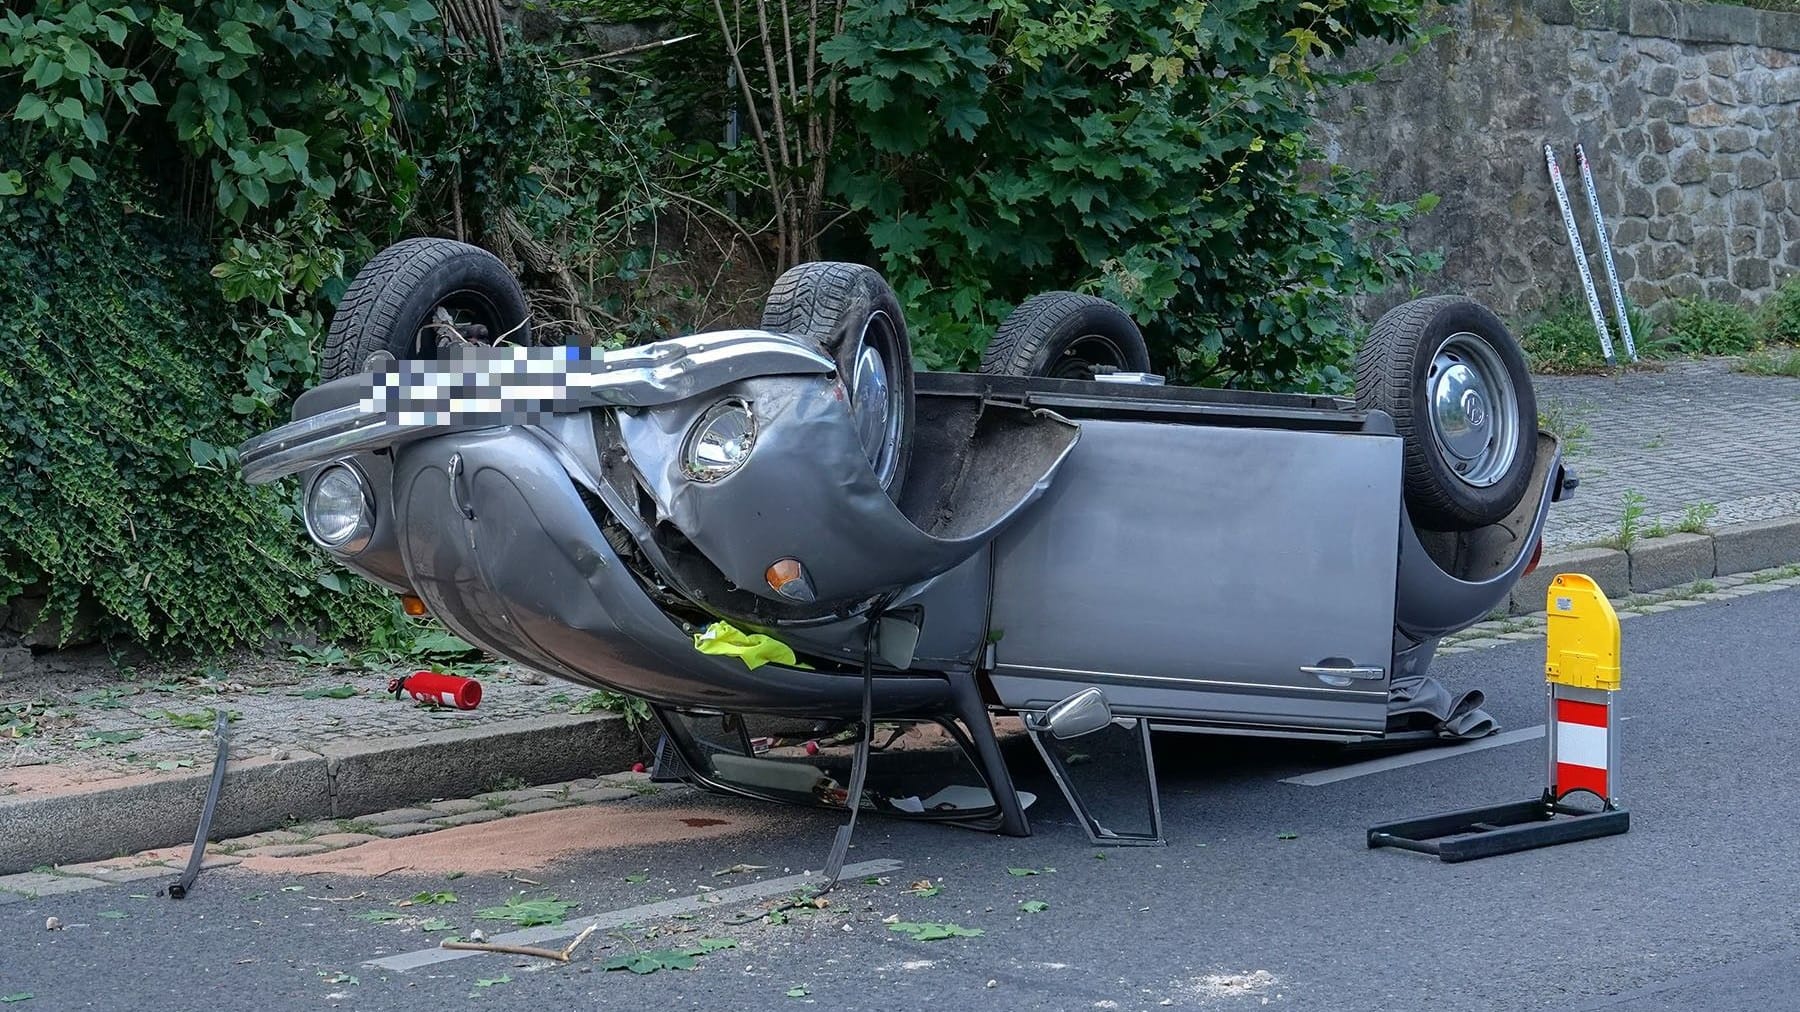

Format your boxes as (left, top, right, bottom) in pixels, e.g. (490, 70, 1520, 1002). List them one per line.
(240, 244, 1574, 849)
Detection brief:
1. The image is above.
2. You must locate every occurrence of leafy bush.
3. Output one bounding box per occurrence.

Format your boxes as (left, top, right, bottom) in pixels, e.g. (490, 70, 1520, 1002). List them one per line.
(0, 169, 387, 648)
(1520, 299, 1615, 373)
(1759, 275, 1800, 346)
(1663, 297, 1758, 356)
(821, 0, 1442, 390)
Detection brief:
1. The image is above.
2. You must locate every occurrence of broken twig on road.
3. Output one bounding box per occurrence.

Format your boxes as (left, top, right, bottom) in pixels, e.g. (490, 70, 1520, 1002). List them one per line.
(440, 924, 598, 963)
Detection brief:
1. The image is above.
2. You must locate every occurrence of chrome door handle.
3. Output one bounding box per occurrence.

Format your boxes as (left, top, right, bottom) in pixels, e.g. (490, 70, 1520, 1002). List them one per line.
(1301, 664, 1385, 686)
(448, 452, 475, 520)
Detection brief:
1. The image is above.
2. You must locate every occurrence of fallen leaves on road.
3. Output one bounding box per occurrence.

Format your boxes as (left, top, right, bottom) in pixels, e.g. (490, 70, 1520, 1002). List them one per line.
(1019, 901, 1049, 914)
(418, 917, 455, 932)
(905, 879, 941, 897)
(351, 910, 407, 924)
(785, 986, 810, 998)
(1276, 831, 1299, 841)
(0, 994, 32, 1004)
(887, 922, 983, 941)
(97, 911, 126, 920)
(73, 730, 143, 750)
(600, 938, 736, 975)
(396, 890, 457, 907)
(475, 894, 577, 927)
(470, 973, 512, 996)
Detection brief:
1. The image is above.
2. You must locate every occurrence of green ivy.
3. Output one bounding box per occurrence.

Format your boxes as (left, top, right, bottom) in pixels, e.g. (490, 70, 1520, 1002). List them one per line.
(822, 0, 1442, 390)
(0, 164, 389, 648)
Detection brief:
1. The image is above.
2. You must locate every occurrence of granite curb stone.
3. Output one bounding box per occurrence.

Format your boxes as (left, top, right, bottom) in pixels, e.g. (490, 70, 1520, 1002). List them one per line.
(1510, 546, 1631, 615)
(0, 712, 636, 874)
(1628, 532, 1717, 592)
(1712, 518, 1800, 575)
(324, 713, 636, 818)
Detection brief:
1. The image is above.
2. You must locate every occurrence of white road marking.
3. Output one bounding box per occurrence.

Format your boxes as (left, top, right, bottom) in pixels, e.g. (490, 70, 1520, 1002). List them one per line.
(1279, 726, 1546, 786)
(365, 858, 903, 972)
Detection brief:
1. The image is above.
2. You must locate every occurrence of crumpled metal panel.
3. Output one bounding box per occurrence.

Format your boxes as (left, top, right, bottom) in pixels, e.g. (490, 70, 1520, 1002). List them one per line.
(388, 428, 953, 716)
(618, 373, 1080, 610)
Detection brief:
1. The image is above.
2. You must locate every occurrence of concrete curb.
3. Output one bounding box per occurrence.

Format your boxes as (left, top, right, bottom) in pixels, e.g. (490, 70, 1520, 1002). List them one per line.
(0, 711, 635, 874)
(1510, 516, 1800, 616)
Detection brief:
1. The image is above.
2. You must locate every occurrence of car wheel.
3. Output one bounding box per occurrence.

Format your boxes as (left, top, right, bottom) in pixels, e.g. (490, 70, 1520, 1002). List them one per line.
(322, 238, 530, 382)
(760, 262, 915, 498)
(1355, 295, 1538, 531)
(979, 292, 1153, 380)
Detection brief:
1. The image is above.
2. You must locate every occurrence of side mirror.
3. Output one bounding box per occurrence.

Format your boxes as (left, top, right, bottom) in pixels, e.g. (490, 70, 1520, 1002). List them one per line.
(1033, 688, 1112, 741)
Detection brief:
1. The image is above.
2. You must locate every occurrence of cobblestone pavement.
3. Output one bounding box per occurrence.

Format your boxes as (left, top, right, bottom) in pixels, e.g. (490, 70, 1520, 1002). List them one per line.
(1536, 358, 1800, 549)
(0, 770, 656, 899)
(2, 649, 629, 795)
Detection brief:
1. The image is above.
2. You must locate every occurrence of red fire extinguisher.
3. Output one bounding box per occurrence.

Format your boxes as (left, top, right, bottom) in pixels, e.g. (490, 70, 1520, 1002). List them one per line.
(389, 670, 483, 710)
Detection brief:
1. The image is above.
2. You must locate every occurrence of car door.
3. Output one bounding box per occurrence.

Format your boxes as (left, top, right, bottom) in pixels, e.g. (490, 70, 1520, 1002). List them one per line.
(985, 412, 1402, 737)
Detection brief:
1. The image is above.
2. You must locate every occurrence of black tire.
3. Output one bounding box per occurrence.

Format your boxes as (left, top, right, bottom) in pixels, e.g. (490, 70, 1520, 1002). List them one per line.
(1355, 295, 1538, 531)
(979, 292, 1153, 379)
(322, 238, 530, 382)
(760, 262, 915, 497)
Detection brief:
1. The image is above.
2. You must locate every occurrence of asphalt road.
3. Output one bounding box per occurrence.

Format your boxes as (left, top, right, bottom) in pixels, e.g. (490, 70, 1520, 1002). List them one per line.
(6, 586, 1798, 1011)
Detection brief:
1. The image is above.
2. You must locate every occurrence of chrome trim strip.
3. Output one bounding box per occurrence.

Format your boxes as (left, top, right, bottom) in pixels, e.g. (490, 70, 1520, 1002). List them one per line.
(991, 662, 1389, 699)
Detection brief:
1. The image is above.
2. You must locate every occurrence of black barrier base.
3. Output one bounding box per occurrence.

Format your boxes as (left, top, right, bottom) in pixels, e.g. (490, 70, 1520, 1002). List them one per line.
(1368, 794, 1629, 863)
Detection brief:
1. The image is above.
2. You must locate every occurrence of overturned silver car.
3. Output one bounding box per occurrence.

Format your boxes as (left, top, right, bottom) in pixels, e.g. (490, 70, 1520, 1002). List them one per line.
(241, 239, 1573, 849)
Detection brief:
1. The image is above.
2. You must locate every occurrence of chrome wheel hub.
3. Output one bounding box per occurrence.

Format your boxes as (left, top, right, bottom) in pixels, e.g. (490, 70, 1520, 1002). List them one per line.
(851, 340, 891, 467)
(849, 310, 904, 485)
(1427, 332, 1519, 488)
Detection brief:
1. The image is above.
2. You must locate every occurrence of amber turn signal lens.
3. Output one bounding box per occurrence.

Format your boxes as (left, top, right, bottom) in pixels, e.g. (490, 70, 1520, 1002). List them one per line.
(765, 558, 817, 603)
(766, 559, 802, 589)
(401, 595, 428, 617)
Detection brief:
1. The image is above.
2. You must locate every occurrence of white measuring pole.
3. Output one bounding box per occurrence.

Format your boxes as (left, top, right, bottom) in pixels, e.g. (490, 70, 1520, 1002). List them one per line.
(1544, 144, 1617, 365)
(1576, 144, 1638, 362)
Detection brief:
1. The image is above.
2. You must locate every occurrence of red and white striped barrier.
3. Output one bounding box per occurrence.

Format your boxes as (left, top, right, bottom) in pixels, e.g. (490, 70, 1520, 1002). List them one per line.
(1550, 694, 1616, 803)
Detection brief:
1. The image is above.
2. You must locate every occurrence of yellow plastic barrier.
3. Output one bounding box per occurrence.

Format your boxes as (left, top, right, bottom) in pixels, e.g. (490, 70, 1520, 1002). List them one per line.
(1544, 573, 1622, 691)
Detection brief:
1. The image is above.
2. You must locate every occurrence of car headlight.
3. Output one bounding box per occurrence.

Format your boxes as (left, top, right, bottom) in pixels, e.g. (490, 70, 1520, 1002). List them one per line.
(304, 463, 374, 554)
(683, 400, 756, 481)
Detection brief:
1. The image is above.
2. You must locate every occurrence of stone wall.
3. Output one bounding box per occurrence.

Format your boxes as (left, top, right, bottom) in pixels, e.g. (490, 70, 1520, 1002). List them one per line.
(1319, 0, 1800, 318)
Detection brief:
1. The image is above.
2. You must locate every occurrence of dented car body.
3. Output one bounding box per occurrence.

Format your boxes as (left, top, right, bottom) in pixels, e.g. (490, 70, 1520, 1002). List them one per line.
(242, 326, 1571, 845)
(241, 242, 1570, 846)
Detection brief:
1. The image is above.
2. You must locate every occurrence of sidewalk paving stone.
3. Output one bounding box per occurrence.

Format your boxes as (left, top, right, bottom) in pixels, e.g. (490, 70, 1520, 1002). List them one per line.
(352, 807, 438, 827)
(1536, 359, 1800, 550)
(0, 871, 105, 897)
(307, 832, 380, 849)
(241, 843, 328, 858)
(432, 809, 505, 828)
(500, 797, 573, 816)
(568, 786, 636, 804)
(424, 799, 487, 816)
(371, 822, 438, 839)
